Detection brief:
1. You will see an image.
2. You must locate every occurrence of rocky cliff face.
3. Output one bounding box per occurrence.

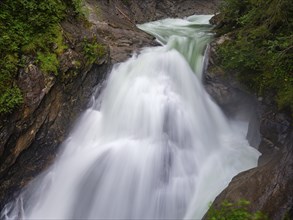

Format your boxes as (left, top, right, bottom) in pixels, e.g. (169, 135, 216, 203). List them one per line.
(0, 0, 221, 211)
(205, 37, 293, 220)
(86, 0, 220, 62)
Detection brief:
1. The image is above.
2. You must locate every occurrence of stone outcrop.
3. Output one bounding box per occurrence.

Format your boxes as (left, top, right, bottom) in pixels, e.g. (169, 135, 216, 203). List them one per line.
(204, 32, 293, 220)
(86, 0, 220, 62)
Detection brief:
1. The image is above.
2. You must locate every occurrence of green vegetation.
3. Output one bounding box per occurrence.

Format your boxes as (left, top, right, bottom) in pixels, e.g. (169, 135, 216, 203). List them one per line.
(0, 0, 95, 115)
(207, 199, 268, 220)
(0, 0, 66, 114)
(0, 87, 24, 114)
(82, 38, 107, 65)
(37, 52, 59, 76)
(71, 0, 86, 16)
(216, 0, 293, 115)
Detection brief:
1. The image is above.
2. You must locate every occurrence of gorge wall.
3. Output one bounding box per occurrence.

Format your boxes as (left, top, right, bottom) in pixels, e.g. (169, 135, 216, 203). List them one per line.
(205, 37, 293, 220)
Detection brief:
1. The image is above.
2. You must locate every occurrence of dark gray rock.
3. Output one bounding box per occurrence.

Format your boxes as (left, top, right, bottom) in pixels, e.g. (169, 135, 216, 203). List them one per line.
(207, 130, 292, 220)
(0, 62, 109, 209)
(204, 30, 293, 220)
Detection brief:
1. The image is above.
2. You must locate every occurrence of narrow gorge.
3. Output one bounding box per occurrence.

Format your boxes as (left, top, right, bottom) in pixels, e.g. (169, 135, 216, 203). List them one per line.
(0, 0, 292, 219)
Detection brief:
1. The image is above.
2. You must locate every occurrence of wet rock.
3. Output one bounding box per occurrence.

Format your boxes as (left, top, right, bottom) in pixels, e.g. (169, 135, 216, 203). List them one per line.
(209, 133, 293, 220)
(204, 30, 293, 220)
(209, 13, 222, 25)
(0, 63, 109, 209)
(18, 64, 46, 116)
(92, 0, 221, 63)
(59, 49, 80, 73)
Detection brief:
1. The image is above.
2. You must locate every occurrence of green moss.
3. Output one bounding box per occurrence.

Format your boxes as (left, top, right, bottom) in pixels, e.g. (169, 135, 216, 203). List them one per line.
(0, 86, 23, 114)
(207, 199, 268, 220)
(21, 25, 67, 55)
(216, 0, 293, 115)
(37, 52, 59, 75)
(65, 0, 88, 18)
(54, 27, 68, 55)
(82, 39, 106, 65)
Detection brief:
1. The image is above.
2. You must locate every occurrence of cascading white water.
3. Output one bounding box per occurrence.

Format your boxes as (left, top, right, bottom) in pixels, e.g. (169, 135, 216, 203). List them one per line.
(1, 15, 260, 220)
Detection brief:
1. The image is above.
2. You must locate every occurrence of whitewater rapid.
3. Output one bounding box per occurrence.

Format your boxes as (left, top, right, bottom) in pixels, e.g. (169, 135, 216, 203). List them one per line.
(1, 15, 260, 220)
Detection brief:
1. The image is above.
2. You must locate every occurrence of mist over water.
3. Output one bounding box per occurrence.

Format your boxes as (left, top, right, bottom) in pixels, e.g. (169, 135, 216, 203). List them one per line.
(1, 15, 260, 219)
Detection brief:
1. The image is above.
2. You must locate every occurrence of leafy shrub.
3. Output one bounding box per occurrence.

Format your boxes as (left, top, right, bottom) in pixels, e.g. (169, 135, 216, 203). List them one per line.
(207, 200, 268, 220)
(216, 0, 293, 115)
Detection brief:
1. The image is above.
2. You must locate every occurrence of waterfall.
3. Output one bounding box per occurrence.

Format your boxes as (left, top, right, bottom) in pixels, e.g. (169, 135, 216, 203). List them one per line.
(1, 15, 260, 220)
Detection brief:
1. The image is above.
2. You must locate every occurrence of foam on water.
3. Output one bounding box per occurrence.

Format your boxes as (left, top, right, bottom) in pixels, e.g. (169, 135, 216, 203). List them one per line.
(1, 15, 260, 220)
